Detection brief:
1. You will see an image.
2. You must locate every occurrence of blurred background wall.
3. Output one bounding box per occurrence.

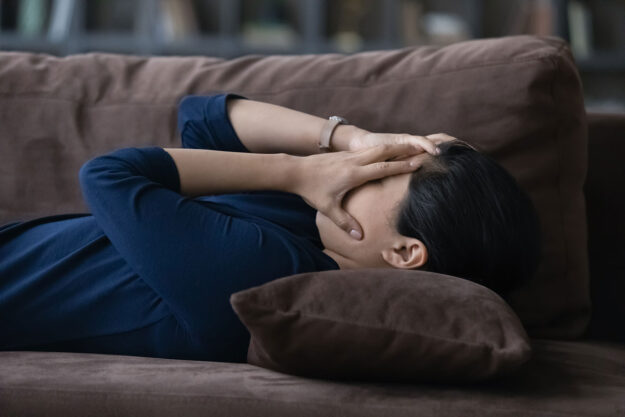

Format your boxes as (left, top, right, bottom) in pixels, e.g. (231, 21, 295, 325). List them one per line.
(1, 0, 623, 112)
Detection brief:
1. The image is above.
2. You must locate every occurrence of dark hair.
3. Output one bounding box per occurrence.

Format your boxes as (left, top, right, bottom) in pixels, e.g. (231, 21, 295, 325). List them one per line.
(395, 140, 541, 300)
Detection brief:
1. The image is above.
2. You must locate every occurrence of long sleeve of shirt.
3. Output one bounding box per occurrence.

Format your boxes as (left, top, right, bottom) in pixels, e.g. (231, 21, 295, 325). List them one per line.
(1, 93, 337, 362)
(177, 93, 251, 152)
(77, 93, 338, 348)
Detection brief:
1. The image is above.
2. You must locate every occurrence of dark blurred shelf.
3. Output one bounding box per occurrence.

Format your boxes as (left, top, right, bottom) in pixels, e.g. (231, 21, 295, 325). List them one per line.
(156, 36, 404, 57)
(0, 32, 59, 49)
(0, 0, 623, 72)
(0, 30, 151, 55)
(0, 0, 476, 56)
(576, 52, 625, 72)
(1, 0, 623, 108)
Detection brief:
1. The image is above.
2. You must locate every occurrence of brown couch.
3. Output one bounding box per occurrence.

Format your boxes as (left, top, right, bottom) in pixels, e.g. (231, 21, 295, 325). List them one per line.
(1, 35, 624, 416)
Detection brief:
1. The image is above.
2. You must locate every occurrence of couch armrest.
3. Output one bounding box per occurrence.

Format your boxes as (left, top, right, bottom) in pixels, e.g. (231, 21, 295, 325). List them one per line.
(588, 112, 625, 139)
(584, 111, 625, 342)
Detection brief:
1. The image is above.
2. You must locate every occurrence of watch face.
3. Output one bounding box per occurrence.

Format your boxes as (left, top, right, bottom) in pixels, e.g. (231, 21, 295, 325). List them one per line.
(330, 116, 349, 124)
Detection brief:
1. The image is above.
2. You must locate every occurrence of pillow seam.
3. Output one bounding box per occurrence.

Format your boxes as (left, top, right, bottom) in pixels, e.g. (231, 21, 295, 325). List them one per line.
(249, 306, 517, 351)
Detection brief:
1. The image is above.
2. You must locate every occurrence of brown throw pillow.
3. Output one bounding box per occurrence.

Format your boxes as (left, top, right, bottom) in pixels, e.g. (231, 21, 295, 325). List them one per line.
(230, 268, 531, 383)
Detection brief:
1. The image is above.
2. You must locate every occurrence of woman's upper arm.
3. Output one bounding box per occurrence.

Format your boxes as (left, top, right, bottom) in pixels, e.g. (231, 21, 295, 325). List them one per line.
(177, 93, 251, 152)
(78, 146, 294, 341)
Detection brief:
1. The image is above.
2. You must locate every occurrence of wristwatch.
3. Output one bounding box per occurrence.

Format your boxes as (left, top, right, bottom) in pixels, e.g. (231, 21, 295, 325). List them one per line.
(318, 116, 349, 153)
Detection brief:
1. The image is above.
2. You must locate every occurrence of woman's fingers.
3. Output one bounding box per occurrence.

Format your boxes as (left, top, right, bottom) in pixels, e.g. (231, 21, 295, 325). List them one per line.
(358, 143, 421, 164)
(404, 134, 440, 155)
(361, 156, 423, 182)
(382, 134, 439, 156)
(425, 133, 457, 145)
(352, 132, 441, 155)
(327, 204, 363, 240)
(426, 133, 479, 151)
(354, 143, 425, 180)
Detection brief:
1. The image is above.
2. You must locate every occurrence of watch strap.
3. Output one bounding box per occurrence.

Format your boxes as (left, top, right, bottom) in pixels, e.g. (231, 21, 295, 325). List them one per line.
(319, 116, 348, 153)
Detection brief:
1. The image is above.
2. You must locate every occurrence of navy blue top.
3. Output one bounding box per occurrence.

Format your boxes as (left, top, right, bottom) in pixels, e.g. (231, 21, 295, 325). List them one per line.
(0, 93, 339, 362)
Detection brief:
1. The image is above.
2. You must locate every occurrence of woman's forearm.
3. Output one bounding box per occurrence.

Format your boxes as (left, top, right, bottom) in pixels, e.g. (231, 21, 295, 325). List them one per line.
(226, 97, 366, 155)
(162, 148, 296, 197)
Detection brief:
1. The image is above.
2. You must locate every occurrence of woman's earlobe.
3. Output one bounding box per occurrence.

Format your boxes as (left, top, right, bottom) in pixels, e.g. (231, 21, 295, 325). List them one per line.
(381, 239, 427, 269)
(415, 242, 428, 268)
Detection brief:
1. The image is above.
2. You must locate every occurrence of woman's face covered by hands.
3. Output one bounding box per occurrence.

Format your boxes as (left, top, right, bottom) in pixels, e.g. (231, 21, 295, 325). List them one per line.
(316, 152, 432, 270)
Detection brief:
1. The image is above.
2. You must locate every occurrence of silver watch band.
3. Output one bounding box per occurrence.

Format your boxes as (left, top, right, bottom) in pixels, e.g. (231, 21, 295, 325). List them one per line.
(318, 116, 349, 153)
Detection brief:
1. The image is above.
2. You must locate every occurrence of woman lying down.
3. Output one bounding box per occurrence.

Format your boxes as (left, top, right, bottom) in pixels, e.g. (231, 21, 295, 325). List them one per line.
(0, 93, 541, 363)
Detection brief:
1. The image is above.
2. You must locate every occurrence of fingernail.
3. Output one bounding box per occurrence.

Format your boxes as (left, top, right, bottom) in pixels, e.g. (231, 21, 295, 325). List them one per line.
(435, 147, 441, 155)
(409, 161, 416, 167)
(349, 229, 362, 240)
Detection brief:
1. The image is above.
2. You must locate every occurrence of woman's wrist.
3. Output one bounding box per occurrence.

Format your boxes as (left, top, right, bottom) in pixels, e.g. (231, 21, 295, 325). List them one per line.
(281, 153, 307, 196)
(330, 124, 369, 152)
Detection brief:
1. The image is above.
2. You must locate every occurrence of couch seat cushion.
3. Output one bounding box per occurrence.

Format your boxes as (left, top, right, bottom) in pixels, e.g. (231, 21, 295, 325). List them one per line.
(1, 340, 624, 417)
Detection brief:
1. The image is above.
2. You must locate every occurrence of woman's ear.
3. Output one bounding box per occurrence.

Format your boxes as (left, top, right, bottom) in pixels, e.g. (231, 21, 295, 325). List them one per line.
(381, 238, 428, 269)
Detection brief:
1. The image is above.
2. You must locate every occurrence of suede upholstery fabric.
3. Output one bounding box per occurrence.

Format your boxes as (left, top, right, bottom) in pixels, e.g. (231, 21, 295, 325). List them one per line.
(0, 35, 589, 338)
(230, 269, 531, 383)
(0, 35, 624, 416)
(2, 340, 625, 417)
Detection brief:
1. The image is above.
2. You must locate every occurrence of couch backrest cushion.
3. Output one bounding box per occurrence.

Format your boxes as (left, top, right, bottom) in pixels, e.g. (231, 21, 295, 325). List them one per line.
(0, 35, 589, 338)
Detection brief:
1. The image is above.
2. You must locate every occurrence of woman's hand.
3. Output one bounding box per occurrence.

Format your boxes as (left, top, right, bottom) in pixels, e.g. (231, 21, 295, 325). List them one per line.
(334, 126, 441, 157)
(344, 130, 478, 153)
(425, 132, 479, 151)
(424, 133, 458, 146)
(289, 143, 424, 240)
